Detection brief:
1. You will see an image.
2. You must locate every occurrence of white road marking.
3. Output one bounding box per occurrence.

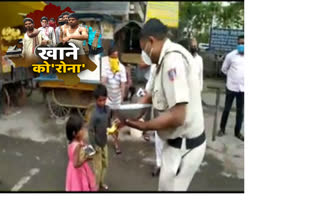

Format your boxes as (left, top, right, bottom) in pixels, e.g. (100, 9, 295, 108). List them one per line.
(11, 168, 40, 191)
(221, 171, 232, 178)
(15, 152, 23, 157)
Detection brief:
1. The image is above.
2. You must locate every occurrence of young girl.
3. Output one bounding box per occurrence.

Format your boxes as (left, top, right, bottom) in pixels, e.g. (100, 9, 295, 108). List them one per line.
(65, 114, 97, 191)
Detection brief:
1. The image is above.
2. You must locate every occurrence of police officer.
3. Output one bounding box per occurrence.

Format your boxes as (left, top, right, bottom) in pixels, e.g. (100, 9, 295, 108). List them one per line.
(125, 19, 206, 191)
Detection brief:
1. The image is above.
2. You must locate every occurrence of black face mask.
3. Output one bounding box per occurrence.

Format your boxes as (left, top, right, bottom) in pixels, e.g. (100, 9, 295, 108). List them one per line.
(190, 47, 198, 54)
(58, 21, 65, 26)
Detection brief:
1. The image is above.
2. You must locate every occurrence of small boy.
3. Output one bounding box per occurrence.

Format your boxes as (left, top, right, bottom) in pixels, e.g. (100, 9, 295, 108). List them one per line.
(88, 84, 111, 191)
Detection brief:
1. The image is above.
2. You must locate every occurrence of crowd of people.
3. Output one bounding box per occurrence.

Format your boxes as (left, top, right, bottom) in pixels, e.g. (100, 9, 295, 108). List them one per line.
(19, 12, 132, 191)
(21, 12, 104, 57)
(17, 12, 244, 191)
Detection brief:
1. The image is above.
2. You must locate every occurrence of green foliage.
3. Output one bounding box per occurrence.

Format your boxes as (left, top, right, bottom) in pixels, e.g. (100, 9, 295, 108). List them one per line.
(179, 2, 244, 43)
(216, 2, 244, 29)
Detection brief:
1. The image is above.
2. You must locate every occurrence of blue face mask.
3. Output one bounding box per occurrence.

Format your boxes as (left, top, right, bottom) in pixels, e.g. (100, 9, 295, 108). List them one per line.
(237, 44, 244, 54)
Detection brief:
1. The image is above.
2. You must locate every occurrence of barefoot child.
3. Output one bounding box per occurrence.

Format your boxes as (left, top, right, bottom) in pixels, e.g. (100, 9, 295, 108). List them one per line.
(65, 114, 97, 191)
(88, 84, 112, 190)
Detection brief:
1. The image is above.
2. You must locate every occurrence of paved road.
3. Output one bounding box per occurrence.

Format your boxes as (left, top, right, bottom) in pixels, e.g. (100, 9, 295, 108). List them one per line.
(0, 134, 243, 192)
(0, 85, 244, 192)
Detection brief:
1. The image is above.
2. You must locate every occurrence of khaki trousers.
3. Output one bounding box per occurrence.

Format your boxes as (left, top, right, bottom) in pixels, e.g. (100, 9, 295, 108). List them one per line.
(92, 145, 109, 188)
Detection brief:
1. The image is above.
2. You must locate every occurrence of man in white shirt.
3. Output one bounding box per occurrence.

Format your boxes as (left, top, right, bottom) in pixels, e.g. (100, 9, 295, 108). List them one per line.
(38, 16, 56, 46)
(101, 48, 127, 108)
(101, 47, 127, 154)
(190, 38, 204, 92)
(218, 35, 245, 141)
(126, 19, 206, 191)
(22, 18, 49, 58)
(178, 38, 203, 91)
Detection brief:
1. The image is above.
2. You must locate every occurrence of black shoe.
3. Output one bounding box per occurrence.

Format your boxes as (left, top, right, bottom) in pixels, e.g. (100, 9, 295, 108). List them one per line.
(217, 130, 225, 137)
(235, 133, 244, 141)
(152, 167, 161, 177)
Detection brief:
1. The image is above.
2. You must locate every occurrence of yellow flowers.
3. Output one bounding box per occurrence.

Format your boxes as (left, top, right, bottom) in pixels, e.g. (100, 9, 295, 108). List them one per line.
(1, 27, 23, 42)
(106, 123, 118, 135)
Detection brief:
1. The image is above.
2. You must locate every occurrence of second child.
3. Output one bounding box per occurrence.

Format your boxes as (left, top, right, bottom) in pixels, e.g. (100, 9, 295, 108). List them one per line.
(88, 84, 112, 191)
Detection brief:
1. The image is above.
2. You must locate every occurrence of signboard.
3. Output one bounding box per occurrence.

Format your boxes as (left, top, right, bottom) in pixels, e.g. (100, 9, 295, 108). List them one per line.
(145, 2, 179, 28)
(210, 28, 244, 53)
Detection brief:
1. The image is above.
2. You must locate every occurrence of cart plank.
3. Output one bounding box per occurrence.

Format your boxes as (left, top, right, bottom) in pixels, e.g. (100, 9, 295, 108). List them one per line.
(39, 81, 97, 91)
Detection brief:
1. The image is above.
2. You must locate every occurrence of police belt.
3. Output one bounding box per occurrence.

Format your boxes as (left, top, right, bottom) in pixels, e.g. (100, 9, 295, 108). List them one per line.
(167, 131, 206, 150)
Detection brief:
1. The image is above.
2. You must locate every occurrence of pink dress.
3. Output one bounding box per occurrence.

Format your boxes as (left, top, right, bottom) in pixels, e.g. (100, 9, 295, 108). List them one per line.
(65, 141, 97, 191)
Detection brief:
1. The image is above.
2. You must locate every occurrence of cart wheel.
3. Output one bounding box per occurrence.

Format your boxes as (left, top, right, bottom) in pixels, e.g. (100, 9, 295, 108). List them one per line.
(47, 90, 71, 120)
(77, 108, 86, 120)
(22, 79, 33, 97)
(0, 86, 10, 115)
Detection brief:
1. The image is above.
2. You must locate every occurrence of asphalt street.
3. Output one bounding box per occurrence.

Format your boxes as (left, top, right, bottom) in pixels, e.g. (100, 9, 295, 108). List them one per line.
(0, 83, 244, 192)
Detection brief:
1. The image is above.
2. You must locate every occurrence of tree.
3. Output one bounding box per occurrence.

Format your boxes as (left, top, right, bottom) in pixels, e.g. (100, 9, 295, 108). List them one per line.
(215, 2, 244, 29)
(179, 2, 244, 43)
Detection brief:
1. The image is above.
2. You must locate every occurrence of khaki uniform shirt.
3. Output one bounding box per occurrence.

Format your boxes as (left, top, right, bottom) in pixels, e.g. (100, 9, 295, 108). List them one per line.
(151, 39, 204, 141)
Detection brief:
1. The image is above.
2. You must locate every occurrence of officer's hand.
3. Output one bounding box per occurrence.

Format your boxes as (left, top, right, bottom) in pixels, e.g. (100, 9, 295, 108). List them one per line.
(125, 119, 148, 131)
(113, 118, 125, 128)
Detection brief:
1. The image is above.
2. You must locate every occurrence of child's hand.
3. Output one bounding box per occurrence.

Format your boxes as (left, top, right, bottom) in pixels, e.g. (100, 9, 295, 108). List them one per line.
(86, 155, 94, 160)
(114, 118, 125, 128)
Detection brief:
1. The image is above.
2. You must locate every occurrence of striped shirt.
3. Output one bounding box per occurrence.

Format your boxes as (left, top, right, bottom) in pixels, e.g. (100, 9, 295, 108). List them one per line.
(101, 56, 127, 108)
